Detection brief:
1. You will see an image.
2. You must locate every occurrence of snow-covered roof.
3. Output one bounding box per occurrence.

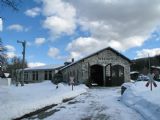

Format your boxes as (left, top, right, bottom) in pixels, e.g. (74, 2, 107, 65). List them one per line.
(24, 64, 63, 71)
(151, 66, 160, 70)
(130, 71, 139, 74)
(60, 47, 131, 71)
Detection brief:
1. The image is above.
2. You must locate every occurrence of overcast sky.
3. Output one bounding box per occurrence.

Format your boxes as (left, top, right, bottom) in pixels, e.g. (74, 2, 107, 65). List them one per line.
(1, 0, 160, 67)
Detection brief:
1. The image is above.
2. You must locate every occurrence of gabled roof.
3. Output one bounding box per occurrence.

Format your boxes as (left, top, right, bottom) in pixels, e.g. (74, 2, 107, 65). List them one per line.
(61, 47, 131, 70)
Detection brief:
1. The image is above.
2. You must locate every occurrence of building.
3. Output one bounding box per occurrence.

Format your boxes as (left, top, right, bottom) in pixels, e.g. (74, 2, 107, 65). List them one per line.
(130, 71, 139, 80)
(60, 47, 131, 86)
(17, 65, 63, 83)
(16, 47, 131, 86)
(151, 66, 160, 81)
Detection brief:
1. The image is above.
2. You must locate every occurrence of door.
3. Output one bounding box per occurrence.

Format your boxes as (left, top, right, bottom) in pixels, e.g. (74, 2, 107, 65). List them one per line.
(111, 65, 124, 86)
(105, 64, 112, 86)
(90, 64, 104, 86)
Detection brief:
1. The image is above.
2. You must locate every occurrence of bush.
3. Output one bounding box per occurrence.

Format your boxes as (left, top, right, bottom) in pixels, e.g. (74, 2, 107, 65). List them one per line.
(84, 78, 92, 87)
(52, 73, 63, 84)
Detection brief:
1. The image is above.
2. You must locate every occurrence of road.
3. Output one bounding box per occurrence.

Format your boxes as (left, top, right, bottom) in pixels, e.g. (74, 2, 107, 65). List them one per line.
(28, 87, 145, 120)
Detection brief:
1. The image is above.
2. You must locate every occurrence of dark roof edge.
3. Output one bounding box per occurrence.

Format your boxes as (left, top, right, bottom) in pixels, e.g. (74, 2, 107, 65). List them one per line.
(60, 47, 131, 71)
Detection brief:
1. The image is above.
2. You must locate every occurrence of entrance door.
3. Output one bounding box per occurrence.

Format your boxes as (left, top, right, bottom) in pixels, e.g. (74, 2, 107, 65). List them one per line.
(90, 64, 103, 86)
(111, 65, 124, 86)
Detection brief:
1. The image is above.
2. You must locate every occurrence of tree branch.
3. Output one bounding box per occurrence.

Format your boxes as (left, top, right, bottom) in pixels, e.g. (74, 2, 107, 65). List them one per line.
(0, 0, 22, 11)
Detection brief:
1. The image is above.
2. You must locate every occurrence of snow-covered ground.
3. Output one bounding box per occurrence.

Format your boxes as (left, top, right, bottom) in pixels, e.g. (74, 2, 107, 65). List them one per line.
(0, 81, 88, 120)
(121, 81, 160, 120)
(30, 87, 144, 120)
(1, 80, 159, 120)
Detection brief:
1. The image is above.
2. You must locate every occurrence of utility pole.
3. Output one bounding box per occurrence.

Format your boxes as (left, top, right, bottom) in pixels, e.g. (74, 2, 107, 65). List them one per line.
(148, 54, 151, 73)
(17, 40, 26, 86)
(148, 54, 152, 91)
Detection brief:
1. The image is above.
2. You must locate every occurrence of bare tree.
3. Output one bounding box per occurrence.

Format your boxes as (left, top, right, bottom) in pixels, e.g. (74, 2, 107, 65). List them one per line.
(7, 56, 27, 85)
(0, 0, 23, 73)
(0, 0, 22, 11)
(0, 39, 7, 76)
(7, 56, 27, 72)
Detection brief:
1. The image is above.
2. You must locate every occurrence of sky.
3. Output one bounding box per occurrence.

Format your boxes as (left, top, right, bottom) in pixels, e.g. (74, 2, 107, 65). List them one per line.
(0, 0, 160, 67)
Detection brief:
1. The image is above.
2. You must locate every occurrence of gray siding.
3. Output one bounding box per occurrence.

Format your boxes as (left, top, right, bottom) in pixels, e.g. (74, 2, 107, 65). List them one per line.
(22, 69, 58, 83)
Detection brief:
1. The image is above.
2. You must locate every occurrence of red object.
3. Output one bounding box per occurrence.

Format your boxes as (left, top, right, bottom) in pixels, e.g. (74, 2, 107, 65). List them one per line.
(153, 82, 157, 87)
(146, 82, 149, 87)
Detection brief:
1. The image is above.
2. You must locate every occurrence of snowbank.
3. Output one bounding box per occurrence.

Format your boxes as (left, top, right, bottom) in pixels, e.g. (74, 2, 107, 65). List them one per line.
(0, 77, 11, 86)
(0, 81, 88, 120)
(121, 81, 160, 120)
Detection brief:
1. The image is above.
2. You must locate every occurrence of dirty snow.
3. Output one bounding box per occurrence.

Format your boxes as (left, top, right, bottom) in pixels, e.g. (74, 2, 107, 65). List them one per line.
(122, 81, 160, 120)
(0, 81, 88, 120)
(34, 87, 144, 120)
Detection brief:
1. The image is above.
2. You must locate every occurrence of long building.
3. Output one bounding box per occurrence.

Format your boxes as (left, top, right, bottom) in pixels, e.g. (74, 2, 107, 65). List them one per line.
(17, 65, 63, 83)
(17, 47, 131, 86)
(60, 47, 131, 86)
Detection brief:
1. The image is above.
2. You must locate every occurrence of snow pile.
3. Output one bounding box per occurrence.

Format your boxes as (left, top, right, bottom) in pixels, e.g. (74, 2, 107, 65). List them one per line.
(0, 81, 88, 120)
(121, 81, 160, 120)
(45, 88, 144, 120)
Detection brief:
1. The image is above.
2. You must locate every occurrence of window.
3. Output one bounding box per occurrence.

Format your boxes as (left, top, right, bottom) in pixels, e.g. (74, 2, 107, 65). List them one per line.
(36, 71, 38, 80)
(119, 67, 124, 77)
(45, 71, 48, 80)
(49, 71, 52, 80)
(24, 72, 28, 81)
(32, 71, 35, 81)
(73, 71, 75, 76)
(112, 70, 116, 77)
(105, 64, 111, 77)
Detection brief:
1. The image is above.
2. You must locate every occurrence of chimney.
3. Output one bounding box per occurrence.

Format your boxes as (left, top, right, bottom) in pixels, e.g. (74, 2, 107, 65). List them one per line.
(72, 58, 74, 62)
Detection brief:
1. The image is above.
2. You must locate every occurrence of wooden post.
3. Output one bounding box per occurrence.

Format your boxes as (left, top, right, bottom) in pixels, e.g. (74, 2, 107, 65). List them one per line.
(151, 79, 152, 91)
(72, 84, 73, 91)
(70, 76, 74, 91)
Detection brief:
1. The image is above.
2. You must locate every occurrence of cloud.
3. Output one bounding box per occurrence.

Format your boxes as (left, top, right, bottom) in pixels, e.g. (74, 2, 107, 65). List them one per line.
(26, 41, 32, 46)
(35, 37, 46, 46)
(43, 16, 76, 36)
(25, 7, 41, 17)
(5, 45, 16, 58)
(42, 0, 76, 36)
(7, 24, 24, 32)
(0, 18, 2, 31)
(28, 62, 46, 68)
(66, 36, 147, 60)
(136, 48, 160, 58)
(40, 0, 160, 60)
(48, 47, 60, 58)
(5, 45, 15, 51)
(63, 0, 160, 59)
(66, 37, 102, 60)
(47, 47, 68, 60)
